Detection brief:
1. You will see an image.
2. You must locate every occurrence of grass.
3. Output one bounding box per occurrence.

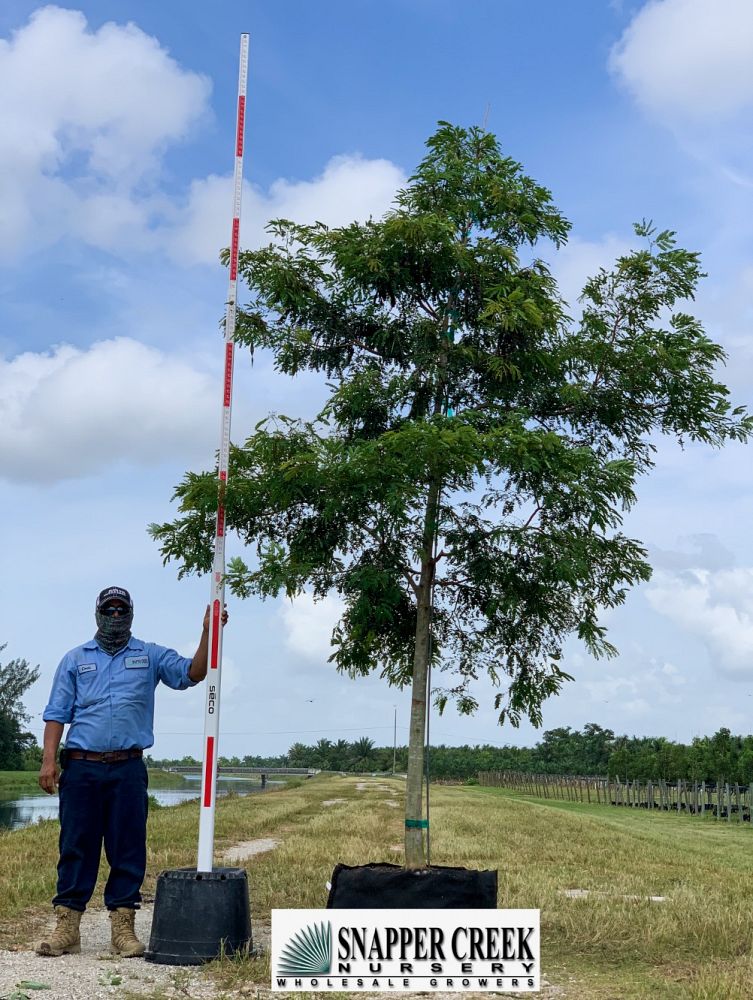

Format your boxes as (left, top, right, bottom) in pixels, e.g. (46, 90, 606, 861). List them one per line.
(0, 768, 199, 795)
(468, 787, 753, 998)
(2, 776, 753, 997)
(0, 767, 264, 797)
(144, 768, 192, 789)
(0, 770, 43, 794)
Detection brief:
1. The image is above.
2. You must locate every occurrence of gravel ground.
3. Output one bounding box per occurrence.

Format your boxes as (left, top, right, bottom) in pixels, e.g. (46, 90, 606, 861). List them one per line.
(1, 906, 563, 1000)
(0, 904, 219, 1000)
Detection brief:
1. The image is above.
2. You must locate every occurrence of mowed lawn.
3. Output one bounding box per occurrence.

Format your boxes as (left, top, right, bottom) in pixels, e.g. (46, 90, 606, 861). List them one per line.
(2, 775, 753, 998)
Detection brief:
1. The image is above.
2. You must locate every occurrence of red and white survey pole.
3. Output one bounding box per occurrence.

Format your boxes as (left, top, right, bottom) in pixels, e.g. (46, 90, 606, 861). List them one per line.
(197, 33, 249, 874)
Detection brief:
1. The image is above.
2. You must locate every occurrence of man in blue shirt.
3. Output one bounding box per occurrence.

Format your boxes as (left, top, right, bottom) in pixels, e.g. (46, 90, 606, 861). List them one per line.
(35, 586, 228, 959)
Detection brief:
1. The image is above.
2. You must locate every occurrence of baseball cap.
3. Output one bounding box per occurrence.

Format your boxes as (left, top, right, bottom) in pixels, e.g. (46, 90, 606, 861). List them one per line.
(96, 586, 133, 610)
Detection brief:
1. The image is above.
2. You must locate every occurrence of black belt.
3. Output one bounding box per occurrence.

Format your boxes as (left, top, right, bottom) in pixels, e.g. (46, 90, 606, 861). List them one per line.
(65, 749, 143, 763)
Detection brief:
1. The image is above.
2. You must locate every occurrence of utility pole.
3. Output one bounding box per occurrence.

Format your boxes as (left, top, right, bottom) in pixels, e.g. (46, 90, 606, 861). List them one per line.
(393, 705, 397, 775)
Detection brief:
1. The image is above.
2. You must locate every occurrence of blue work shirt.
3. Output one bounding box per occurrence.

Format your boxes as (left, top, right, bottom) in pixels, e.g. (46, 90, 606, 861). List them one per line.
(43, 636, 196, 751)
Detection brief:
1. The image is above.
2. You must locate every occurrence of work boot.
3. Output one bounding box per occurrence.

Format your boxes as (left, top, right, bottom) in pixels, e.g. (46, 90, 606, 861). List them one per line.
(110, 907, 145, 957)
(36, 905, 82, 956)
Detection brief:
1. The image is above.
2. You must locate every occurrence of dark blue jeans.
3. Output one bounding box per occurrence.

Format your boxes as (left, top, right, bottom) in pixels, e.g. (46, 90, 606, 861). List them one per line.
(53, 758, 148, 912)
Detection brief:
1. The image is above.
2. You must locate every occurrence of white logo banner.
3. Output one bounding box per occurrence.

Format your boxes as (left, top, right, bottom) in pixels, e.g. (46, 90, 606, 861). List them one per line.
(271, 908, 540, 992)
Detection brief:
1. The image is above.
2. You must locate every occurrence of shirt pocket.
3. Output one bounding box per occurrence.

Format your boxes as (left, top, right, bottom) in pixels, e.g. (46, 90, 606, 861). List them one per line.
(122, 657, 151, 700)
(75, 666, 102, 708)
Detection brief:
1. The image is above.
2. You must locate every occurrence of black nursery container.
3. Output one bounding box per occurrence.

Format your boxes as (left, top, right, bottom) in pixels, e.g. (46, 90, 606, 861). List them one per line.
(145, 866, 252, 965)
(327, 862, 498, 909)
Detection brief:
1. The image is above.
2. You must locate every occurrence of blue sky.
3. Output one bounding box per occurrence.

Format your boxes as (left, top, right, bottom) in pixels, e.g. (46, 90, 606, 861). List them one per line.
(3, 0, 753, 761)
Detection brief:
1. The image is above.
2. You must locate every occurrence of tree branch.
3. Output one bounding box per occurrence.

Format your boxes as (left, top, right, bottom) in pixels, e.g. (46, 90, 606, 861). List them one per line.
(418, 297, 439, 320)
(591, 306, 626, 391)
(435, 574, 471, 587)
(522, 505, 542, 529)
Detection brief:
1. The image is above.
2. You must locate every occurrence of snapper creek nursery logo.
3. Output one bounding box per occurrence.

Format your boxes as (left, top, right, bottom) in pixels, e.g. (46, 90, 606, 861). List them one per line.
(271, 909, 540, 992)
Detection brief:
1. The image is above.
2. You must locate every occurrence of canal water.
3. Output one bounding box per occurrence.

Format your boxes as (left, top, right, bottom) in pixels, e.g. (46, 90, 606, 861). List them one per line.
(0, 774, 271, 833)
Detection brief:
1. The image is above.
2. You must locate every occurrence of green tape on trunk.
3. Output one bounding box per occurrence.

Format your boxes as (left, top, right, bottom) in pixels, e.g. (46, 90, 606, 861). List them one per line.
(405, 819, 428, 829)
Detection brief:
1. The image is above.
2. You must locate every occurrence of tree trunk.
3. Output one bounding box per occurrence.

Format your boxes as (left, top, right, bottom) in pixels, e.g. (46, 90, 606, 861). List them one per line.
(404, 481, 441, 869)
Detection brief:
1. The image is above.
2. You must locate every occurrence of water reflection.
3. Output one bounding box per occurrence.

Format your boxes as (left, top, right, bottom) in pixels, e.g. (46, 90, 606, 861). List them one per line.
(0, 775, 270, 832)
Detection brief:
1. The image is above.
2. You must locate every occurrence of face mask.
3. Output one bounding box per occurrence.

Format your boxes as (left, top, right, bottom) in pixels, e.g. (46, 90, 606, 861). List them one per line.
(95, 610, 133, 655)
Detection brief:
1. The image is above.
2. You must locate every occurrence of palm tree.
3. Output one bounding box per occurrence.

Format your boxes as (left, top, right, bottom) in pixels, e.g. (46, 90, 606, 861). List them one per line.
(352, 737, 376, 771)
(287, 742, 309, 767)
(314, 738, 333, 769)
(332, 739, 350, 770)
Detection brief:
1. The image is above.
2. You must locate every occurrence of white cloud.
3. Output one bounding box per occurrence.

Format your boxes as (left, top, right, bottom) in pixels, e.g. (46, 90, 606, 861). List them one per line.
(0, 337, 217, 482)
(648, 534, 735, 573)
(689, 262, 753, 394)
(279, 592, 346, 665)
(0, 5, 210, 258)
(610, 0, 753, 122)
(0, 7, 405, 266)
(168, 155, 407, 266)
(646, 568, 753, 677)
(583, 656, 686, 713)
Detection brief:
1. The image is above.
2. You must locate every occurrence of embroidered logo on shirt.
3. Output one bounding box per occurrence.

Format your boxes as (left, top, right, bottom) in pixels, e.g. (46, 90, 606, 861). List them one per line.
(125, 656, 149, 670)
(78, 663, 97, 674)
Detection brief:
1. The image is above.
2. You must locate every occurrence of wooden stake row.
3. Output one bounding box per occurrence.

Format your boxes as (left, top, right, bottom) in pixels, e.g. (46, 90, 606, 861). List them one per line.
(478, 771, 750, 822)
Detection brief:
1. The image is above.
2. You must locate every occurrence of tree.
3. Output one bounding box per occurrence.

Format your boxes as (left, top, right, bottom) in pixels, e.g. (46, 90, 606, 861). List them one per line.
(737, 738, 753, 784)
(580, 723, 615, 774)
(351, 737, 377, 770)
(0, 644, 40, 770)
(287, 742, 310, 767)
(537, 727, 578, 774)
(313, 738, 333, 769)
(332, 738, 351, 769)
(707, 727, 735, 781)
(151, 123, 751, 868)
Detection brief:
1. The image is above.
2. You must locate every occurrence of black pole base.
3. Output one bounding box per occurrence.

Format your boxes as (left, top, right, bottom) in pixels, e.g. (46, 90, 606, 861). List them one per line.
(145, 866, 252, 965)
(326, 862, 498, 909)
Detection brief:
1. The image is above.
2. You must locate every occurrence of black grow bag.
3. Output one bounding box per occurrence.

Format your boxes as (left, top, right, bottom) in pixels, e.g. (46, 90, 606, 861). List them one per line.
(326, 862, 498, 909)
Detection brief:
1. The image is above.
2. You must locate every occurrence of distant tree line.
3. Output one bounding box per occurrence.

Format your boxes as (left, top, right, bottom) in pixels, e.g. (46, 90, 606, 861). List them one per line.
(146, 726, 614, 779)
(146, 736, 401, 775)
(145, 725, 753, 785)
(606, 728, 753, 784)
(7, 668, 750, 784)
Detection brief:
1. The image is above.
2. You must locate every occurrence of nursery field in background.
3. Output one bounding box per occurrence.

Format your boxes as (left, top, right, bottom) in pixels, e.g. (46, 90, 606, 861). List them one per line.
(2, 775, 753, 998)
